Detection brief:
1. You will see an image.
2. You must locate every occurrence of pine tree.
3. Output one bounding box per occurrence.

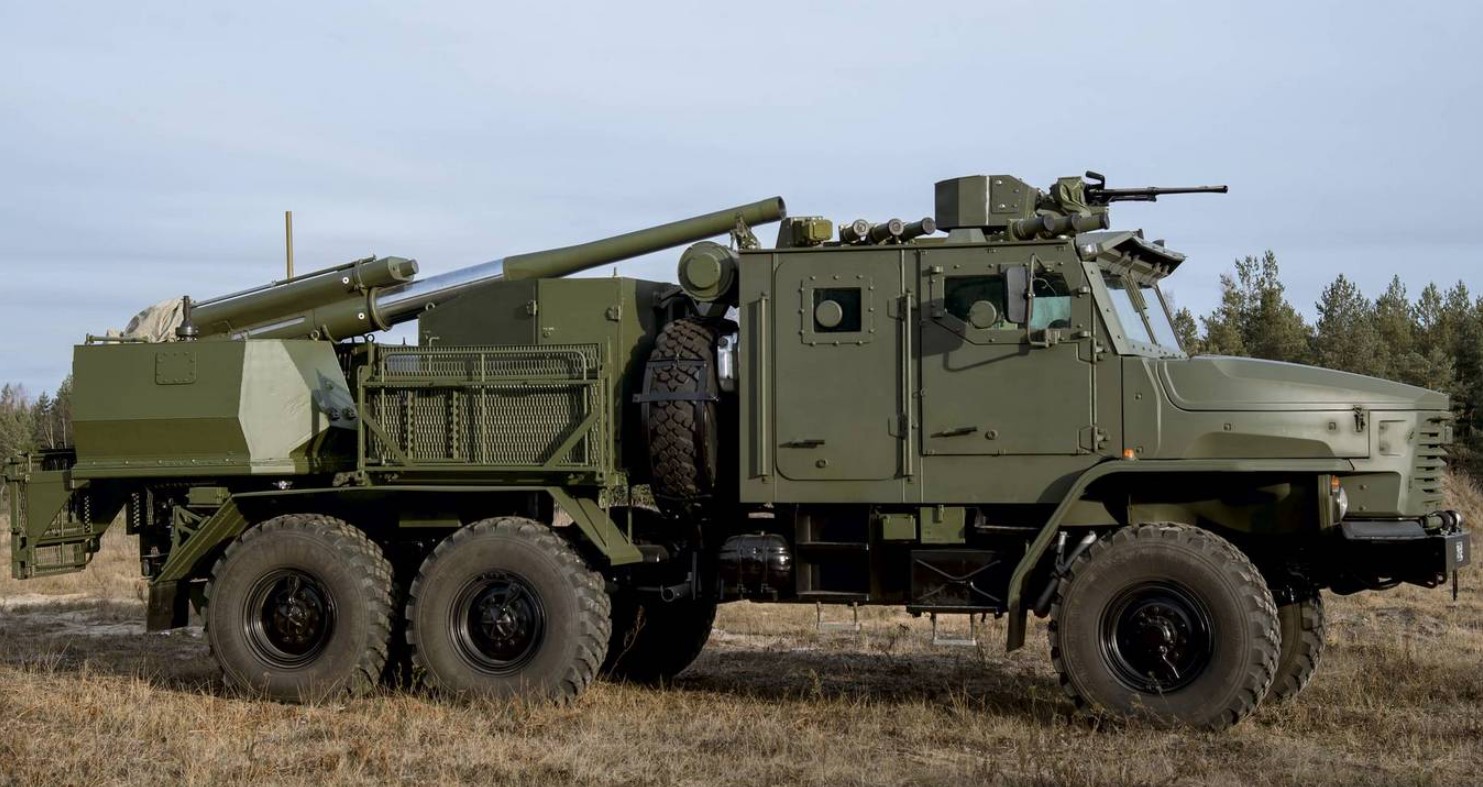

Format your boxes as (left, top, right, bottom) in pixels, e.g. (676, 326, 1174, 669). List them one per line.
(1313, 274, 1384, 377)
(1172, 307, 1201, 353)
(29, 391, 55, 449)
(1246, 251, 1312, 364)
(1198, 251, 1311, 362)
(1199, 262, 1252, 356)
(0, 383, 34, 465)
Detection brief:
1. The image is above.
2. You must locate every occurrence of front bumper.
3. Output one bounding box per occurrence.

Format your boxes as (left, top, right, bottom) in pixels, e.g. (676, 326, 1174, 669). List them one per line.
(1331, 511, 1470, 592)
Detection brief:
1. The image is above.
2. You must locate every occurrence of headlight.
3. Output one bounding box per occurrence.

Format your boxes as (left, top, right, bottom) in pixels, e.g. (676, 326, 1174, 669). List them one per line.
(1333, 481, 1349, 521)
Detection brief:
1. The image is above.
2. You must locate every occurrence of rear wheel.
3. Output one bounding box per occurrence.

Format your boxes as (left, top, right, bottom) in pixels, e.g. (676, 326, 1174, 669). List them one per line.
(1269, 591, 1325, 702)
(406, 517, 610, 702)
(1048, 523, 1280, 730)
(602, 594, 717, 684)
(205, 514, 394, 702)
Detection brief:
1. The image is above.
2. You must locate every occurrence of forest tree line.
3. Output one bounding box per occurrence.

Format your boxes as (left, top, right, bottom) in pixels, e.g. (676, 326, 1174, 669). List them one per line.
(1, 251, 1481, 478)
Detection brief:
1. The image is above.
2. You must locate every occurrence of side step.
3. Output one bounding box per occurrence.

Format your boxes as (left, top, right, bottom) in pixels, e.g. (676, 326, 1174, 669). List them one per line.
(929, 612, 979, 647)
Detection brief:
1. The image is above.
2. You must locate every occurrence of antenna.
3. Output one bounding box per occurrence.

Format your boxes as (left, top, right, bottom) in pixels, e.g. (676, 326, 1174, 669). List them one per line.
(285, 210, 295, 279)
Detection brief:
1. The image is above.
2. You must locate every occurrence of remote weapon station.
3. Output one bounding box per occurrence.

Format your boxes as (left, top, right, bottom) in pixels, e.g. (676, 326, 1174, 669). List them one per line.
(5, 172, 1470, 729)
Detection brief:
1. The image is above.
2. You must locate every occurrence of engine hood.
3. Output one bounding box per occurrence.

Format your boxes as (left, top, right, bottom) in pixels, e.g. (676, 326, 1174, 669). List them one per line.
(1157, 356, 1448, 412)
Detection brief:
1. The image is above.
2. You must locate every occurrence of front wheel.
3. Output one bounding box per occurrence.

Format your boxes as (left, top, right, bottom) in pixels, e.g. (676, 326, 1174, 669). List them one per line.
(1047, 523, 1280, 730)
(406, 517, 610, 702)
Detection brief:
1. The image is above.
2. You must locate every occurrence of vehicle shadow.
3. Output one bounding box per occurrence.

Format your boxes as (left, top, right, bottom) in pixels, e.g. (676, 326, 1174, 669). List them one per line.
(0, 597, 1066, 725)
(0, 597, 222, 694)
(659, 638, 1070, 727)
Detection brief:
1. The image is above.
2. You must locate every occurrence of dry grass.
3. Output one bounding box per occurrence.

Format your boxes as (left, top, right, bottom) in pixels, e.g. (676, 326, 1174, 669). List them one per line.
(1, 485, 1481, 787)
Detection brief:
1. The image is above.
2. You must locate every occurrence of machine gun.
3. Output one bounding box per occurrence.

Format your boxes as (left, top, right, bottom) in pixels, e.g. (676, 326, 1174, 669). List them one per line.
(1083, 170, 1228, 203)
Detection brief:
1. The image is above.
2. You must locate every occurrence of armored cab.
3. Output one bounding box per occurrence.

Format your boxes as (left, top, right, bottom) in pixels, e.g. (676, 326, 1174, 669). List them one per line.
(3, 173, 1468, 729)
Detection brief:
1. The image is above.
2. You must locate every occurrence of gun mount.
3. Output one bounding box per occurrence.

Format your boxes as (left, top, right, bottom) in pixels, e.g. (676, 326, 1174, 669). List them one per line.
(935, 171, 1228, 241)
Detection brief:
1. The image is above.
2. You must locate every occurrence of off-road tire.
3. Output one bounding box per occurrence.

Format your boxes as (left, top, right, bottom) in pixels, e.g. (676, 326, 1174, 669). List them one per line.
(406, 517, 610, 702)
(205, 514, 394, 702)
(1269, 592, 1325, 702)
(602, 594, 717, 684)
(645, 317, 727, 513)
(1047, 523, 1280, 730)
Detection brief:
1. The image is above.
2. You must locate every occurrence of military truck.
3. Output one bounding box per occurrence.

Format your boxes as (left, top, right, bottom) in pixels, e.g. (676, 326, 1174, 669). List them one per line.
(3, 172, 1470, 729)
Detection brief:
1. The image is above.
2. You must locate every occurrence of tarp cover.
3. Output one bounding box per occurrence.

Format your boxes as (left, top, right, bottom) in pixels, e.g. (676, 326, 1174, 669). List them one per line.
(119, 298, 185, 342)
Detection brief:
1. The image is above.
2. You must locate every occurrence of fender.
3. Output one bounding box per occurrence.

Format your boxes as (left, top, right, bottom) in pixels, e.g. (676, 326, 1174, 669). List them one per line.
(1004, 457, 1352, 650)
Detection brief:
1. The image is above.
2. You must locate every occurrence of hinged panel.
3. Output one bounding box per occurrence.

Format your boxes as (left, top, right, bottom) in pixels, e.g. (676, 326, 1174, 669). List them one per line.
(918, 247, 1095, 456)
(773, 251, 903, 481)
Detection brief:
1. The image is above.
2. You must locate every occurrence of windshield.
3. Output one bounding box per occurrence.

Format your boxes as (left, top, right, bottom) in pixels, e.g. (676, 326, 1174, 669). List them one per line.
(1100, 272, 1184, 354)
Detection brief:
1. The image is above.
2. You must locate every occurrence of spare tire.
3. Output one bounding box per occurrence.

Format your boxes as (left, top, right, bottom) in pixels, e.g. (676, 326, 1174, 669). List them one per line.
(642, 316, 730, 514)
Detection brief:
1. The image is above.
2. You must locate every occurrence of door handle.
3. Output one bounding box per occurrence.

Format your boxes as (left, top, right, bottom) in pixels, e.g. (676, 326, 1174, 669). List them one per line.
(782, 438, 826, 448)
(932, 426, 979, 438)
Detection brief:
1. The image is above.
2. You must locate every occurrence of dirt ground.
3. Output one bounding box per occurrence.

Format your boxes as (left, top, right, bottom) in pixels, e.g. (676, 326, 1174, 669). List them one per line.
(1, 480, 1480, 786)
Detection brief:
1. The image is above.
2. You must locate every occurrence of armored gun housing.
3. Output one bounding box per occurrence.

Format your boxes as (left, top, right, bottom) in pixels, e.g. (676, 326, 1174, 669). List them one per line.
(4, 172, 1470, 729)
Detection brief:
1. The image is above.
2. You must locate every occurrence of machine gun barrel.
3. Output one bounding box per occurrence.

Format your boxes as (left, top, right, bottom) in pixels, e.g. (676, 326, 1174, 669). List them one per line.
(225, 196, 786, 340)
(1085, 184, 1228, 203)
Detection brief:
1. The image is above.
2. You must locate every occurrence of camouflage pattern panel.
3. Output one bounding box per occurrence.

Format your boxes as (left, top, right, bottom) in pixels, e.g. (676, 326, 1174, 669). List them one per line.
(71, 340, 355, 478)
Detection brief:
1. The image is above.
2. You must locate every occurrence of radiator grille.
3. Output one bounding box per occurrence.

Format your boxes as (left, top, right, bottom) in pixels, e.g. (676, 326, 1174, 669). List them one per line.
(1413, 416, 1449, 512)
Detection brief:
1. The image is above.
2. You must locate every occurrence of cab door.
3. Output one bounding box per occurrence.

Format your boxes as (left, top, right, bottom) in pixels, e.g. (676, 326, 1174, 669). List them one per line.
(772, 250, 904, 480)
(918, 249, 1096, 456)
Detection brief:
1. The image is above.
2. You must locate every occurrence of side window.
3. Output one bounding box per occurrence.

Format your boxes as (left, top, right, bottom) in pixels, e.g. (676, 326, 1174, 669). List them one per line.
(813, 287, 862, 333)
(943, 275, 1008, 328)
(801, 277, 876, 345)
(938, 272, 1071, 331)
(1029, 273, 1073, 330)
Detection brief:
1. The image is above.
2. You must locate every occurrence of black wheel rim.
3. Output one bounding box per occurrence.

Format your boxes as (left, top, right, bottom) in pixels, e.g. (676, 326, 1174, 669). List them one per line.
(449, 571, 546, 675)
(245, 569, 336, 668)
(1098, 580, 1215, 693)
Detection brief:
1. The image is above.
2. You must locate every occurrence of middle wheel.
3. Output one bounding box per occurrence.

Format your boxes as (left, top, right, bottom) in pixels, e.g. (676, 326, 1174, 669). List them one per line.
(406, 517, 611, 701)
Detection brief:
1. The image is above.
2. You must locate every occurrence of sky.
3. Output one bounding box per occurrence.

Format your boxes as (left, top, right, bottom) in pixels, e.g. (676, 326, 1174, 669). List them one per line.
(2, 0, 1480, 393)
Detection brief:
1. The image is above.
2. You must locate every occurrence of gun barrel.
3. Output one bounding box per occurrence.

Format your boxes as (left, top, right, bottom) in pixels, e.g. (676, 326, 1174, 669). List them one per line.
(227, 196, 786, 340)
(373, 196, 785, 326)
(1089, 184, 1229, 203)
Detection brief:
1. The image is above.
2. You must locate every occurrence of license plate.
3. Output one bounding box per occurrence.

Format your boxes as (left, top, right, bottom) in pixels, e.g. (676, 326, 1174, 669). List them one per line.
(1444, 532, 1471, 571)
